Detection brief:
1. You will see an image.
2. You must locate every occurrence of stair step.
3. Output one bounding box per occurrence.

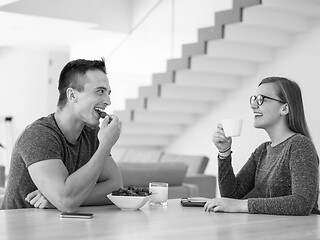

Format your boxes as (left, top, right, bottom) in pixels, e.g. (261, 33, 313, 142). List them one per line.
(139, 85, 160, 98)
(243, 6, 310, 33)
(191, 56, 257, 76)
(121, 122, 184, 135)
(167, 57, 190, 72)
(215, 8, 241, 27)
(147, 98, 213, 113)
(175, 70, 241, 89)
(182, 42, 206, 57)
(161, 85, 225, 102)
(152, 72, 174, 85)
(139, 84, 225, 102)
(135, 111, 197, 124)
(126, 98, 213, 113)
(263, 0, 320, 18)
(116, 135, 172, 147)
(198, 26, 222, 43)
(224, 23, 291, 48)
(125, 98, 147, 110)
(207, 40, 274, 63)
(114, 110, 198, 125)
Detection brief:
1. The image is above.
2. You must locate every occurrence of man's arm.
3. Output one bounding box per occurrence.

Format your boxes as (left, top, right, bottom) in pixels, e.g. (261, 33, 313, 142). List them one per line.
(28, 144, 110, 212)
(27, 116, 122, 212)
(81, 155, 123, 206)
(26, 155, 123, 208)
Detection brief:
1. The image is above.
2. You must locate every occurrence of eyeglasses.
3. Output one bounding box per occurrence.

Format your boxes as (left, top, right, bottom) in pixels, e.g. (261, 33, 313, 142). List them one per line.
(250, 94, 286, 106)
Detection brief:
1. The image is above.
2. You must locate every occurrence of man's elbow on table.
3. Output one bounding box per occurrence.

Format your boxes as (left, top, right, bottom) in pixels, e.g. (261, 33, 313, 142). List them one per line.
(51, 194, 84, 213)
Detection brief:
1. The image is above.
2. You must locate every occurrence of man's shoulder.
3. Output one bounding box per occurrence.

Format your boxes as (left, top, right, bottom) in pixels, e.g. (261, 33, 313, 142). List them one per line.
(18, 114, 60, 142)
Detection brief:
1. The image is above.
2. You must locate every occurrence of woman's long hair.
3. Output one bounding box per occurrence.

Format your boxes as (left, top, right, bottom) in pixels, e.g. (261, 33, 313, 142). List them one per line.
(259, 77, 311, 140)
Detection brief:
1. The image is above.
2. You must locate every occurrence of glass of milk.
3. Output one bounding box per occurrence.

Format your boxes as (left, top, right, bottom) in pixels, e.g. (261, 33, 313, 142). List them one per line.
(149, 182, 168, 207)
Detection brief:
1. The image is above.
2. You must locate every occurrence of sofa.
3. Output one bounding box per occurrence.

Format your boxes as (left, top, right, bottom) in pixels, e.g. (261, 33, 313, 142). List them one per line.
(114, 149, 216, 199)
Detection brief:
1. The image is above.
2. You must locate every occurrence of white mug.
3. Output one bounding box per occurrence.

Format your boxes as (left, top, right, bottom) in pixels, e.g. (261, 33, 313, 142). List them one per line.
(221, 119, 243, 137)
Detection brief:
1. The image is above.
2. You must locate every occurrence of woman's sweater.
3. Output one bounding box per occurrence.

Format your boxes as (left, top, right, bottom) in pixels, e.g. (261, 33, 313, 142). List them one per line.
(218, 134, 319, 215)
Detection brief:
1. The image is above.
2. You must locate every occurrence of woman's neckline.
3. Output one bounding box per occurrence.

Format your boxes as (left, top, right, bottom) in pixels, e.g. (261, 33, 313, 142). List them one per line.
(269, 133, 298, 148)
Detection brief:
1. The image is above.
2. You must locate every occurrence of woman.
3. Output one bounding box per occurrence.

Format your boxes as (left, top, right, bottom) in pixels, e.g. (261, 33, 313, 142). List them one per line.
(205, 77, 319, 215)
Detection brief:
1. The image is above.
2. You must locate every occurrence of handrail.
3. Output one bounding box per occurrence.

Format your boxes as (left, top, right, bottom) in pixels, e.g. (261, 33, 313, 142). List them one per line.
(106, 0, 164, 61)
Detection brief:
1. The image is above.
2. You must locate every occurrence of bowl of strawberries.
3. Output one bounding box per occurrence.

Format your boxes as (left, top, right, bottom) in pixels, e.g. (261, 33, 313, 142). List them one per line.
(107, 185, 152, 210)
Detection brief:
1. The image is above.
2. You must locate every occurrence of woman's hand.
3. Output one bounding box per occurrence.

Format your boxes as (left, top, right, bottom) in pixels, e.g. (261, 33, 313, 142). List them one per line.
(25, 189, 55, 209)
(212, 123, 232, 153)
(203, 197, 248, 213)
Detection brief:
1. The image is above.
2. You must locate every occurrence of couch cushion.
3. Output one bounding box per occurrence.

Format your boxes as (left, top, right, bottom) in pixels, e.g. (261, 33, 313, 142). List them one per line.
(184, 174, 216, 198)
(168, 184, 199, 199)
(160, 154, 209, 175)
(110, 147, 128, 162)
(118, 149, 163, 163)
(117, 162, 188, 187)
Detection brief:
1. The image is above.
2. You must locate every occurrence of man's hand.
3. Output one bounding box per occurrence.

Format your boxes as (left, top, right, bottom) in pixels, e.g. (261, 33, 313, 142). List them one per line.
(203, 197, 248, 213)
(25, 189, 55, 209)
(98, 115, 121, 149)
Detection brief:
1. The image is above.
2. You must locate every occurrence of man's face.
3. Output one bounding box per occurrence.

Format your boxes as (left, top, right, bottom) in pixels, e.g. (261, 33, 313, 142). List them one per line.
(74, 70, 111, 126)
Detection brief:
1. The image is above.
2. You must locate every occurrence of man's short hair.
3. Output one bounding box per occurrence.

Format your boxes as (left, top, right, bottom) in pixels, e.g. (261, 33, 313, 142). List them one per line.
(57, 58, 106, 109)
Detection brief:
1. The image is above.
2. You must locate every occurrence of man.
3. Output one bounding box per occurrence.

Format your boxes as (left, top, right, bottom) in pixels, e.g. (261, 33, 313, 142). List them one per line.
(1, 58, 123, 212)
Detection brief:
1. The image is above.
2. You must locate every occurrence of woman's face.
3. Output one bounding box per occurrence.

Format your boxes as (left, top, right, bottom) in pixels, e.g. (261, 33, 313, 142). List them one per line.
(251, 82, 285, 131)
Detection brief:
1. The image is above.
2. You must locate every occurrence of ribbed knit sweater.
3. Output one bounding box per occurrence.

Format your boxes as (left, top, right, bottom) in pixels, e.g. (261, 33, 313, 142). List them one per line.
(218, 134, 319, 215)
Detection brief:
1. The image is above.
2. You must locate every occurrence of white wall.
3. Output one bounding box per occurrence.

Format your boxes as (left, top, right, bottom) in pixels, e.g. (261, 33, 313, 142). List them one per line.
(0, 47, 49, 169)
(165, 22, 320, 187)
(0, 47, 49, 139)
(47, 52, 70, 113)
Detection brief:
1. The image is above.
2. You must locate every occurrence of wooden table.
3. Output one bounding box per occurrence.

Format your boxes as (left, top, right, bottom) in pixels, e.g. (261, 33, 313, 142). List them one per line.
(0, 199, 319, 240)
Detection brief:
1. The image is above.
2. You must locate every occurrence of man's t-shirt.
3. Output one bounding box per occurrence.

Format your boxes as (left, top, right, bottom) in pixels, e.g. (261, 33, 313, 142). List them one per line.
(1, 113, 100, 209)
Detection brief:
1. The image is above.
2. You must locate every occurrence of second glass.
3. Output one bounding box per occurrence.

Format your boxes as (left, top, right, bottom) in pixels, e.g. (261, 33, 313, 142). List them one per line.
(149, 182, 168, 207)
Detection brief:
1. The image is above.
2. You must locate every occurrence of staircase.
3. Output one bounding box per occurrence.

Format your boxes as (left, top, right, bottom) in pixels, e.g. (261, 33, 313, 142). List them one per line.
(113, 0, 320, 150)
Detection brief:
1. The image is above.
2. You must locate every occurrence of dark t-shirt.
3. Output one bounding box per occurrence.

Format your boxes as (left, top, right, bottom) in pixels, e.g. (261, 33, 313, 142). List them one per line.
(1, 113, 99, 209)
(218, 134, 320, 215)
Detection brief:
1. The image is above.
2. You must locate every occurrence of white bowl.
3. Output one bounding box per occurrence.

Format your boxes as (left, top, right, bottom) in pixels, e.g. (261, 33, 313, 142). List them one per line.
(107, 193, 151, 210)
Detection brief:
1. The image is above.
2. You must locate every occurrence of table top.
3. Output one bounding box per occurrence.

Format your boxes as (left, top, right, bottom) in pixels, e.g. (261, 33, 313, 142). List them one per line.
(0, 199, 319, 240)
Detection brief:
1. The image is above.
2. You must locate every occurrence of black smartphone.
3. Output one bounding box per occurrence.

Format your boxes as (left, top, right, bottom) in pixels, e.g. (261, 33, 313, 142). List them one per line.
(180, 198, 207, 207)
(60, 212, 94, 219)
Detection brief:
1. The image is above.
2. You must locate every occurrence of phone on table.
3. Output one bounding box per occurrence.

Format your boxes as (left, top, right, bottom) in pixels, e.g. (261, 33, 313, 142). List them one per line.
(60, 212, 94, 219)
(180, 198, 208, 207)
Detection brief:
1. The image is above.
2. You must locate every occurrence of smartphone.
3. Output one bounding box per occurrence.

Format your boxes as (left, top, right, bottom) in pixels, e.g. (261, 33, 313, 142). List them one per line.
(180, 198, 207, 207)
(60, 212, 94, 219)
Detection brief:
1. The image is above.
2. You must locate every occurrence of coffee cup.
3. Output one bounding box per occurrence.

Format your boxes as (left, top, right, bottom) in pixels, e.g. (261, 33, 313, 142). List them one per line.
(221, 118, 243, 137)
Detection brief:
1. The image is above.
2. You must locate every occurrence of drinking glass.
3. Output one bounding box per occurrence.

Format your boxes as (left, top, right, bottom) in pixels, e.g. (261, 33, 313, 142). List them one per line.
(149, 182, 168, 207)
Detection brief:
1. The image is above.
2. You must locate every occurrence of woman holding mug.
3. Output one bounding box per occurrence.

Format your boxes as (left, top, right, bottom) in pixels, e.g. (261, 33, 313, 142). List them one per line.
(205, 77, 319, 215)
